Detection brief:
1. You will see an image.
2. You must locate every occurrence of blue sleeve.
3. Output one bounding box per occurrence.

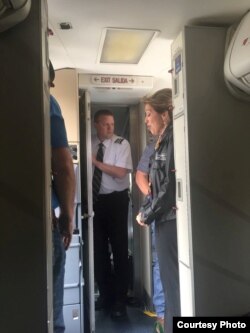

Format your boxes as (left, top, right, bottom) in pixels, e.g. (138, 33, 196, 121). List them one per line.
(137, 142, 155, 173)
(50, 95, 68, 148)
(50, 95, 69, 209)
(51, 116, 68, 148)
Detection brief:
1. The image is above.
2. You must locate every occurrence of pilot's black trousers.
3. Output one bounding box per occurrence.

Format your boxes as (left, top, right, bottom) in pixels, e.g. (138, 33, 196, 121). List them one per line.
(93, 189, 129, 304)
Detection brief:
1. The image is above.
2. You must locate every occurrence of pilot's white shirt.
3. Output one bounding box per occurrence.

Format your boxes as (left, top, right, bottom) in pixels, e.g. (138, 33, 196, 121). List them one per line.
(92, 134, 133, 194)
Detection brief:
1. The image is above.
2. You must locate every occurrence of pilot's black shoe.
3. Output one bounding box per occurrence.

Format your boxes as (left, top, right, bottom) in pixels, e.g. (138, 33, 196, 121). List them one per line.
(110, 301, 127, 318)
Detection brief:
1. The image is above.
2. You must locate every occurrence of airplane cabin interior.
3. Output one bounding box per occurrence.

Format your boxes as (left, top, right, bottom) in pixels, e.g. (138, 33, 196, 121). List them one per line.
(1, 1, 250, 333)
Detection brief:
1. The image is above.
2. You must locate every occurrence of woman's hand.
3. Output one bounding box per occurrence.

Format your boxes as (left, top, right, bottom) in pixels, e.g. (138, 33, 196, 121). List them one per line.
(136, 212, 147, 227)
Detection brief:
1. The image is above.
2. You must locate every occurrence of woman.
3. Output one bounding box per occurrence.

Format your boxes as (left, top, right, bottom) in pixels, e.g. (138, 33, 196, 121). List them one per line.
(136, 88, 180, 333)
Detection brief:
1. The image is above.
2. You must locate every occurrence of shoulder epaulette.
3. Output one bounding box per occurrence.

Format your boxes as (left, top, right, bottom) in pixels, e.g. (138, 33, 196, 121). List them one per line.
(114, 137, 125, 144)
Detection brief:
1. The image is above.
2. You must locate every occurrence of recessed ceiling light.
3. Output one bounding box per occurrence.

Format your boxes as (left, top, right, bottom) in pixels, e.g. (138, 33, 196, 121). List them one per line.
(97, 28, 159, 64)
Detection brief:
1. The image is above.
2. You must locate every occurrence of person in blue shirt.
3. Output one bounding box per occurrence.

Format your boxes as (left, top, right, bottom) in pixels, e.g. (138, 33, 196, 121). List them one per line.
(49, 61, 75, 333)
(136, 141, 165, 333)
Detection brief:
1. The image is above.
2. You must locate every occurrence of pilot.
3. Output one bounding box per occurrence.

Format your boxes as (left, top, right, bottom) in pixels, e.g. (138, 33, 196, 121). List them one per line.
(91, 109, 133, 318)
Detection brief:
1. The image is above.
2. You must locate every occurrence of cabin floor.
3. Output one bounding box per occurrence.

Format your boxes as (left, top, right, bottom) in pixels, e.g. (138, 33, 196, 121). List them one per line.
(95, 304, 155, 333)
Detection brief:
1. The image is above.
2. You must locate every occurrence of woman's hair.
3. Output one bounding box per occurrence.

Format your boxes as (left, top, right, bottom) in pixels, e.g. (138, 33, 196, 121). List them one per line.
(143, 88, 173, 121)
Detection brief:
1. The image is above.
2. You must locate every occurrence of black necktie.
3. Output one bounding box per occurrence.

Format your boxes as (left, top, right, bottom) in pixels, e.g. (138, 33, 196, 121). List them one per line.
(92, 142, 104, 204)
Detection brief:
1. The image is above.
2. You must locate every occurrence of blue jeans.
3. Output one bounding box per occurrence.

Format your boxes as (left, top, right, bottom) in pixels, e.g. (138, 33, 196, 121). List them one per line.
(155, 220, 180, 333)
(151, 222, 165, 318)
(53, 228, 66, 333)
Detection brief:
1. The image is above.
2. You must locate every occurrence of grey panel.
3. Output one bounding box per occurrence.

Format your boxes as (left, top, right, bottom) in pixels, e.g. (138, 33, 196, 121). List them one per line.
(64, 236, 80, 284)
(172, 25, 250, 316)
(0, 1, 51, 332)
(64, 287, 80, 305)
(64, 235, 81, 305)
(64, 304, 81, 333)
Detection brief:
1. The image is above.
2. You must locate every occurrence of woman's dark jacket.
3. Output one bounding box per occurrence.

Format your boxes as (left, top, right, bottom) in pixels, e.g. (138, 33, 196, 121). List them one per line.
(140, 124, 176, 225)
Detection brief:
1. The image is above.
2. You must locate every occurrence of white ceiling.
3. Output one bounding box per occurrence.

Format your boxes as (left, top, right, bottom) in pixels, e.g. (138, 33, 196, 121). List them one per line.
(48, 0, 250, 104)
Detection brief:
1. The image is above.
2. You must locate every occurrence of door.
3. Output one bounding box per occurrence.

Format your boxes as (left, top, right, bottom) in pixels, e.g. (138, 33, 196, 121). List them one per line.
(79, 91, 95, 332)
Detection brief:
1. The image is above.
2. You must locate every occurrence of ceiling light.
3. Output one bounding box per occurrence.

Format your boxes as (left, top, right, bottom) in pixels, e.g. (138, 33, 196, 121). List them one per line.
(98, 28, 159, 64)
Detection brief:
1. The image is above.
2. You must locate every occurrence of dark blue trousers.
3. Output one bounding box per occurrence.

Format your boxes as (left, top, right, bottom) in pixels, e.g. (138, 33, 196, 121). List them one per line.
(53, 228, 66, 333)
(93, 189, 129, 303)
